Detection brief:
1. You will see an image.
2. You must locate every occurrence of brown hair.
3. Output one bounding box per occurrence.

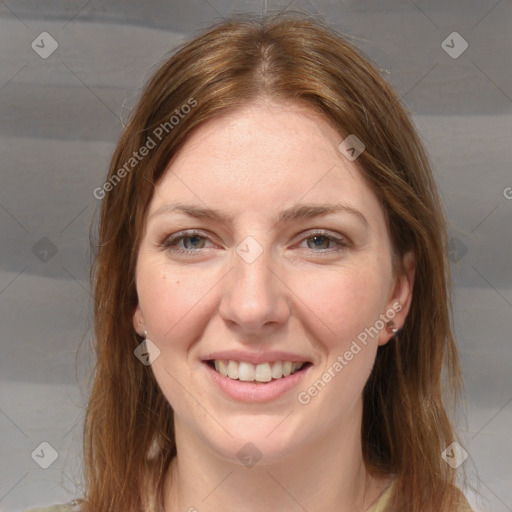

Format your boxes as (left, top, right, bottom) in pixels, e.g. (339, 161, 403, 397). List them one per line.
(81, 10, 469, 512)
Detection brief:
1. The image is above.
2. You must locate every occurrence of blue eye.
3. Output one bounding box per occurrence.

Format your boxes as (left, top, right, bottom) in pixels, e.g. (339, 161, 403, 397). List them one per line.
(162, 230, 211, 253)
(299, 231, 348, 253)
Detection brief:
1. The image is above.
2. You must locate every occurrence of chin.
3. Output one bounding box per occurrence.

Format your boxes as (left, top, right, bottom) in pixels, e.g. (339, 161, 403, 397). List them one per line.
(200, 422, 304, 467)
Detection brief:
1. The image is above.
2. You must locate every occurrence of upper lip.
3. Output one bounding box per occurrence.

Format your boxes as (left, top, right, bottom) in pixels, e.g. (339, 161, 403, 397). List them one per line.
(202, 350, 312, 365)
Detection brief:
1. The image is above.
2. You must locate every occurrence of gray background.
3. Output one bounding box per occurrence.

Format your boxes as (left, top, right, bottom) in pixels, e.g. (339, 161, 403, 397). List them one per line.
(0, 0, 511, 510)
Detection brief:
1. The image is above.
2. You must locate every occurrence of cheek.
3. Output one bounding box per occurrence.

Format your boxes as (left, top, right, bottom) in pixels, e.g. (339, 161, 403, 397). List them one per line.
(136, 262, 208, 341)
(136, 263, 210, 413)
(295, 269, 387, 411)
(294, 263, 389, 348)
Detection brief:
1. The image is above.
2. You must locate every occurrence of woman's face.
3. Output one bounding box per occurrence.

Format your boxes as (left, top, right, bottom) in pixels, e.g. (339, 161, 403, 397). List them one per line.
(133, 99, 414, 464)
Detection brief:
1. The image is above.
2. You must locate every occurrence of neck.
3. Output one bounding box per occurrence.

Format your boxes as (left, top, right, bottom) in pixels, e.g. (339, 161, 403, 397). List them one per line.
(162, 398, 390, 512)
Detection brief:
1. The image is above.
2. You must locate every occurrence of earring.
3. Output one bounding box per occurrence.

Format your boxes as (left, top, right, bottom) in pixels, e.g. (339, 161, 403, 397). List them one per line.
(386, 320, 399, 335)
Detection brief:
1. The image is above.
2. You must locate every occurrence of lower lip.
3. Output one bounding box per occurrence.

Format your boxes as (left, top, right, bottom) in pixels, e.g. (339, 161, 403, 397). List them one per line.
(202, 362, 311, 403)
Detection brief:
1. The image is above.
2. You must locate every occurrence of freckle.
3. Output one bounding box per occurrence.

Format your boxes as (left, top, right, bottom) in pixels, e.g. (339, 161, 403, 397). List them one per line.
(176, 281, 180, 285)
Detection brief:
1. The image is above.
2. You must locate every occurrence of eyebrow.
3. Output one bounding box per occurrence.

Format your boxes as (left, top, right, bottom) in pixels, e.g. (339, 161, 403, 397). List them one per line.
(149, 202, 368, 227)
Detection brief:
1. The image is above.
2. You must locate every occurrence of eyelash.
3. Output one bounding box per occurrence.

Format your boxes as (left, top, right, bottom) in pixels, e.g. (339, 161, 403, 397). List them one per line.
(160, 229, 349, 256)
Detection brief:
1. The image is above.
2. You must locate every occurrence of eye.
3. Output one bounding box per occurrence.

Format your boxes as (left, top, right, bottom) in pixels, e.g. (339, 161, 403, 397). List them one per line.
(161, 230, 214, 254)
(160, 229, 349, 256)
(298, 230, 349, 253)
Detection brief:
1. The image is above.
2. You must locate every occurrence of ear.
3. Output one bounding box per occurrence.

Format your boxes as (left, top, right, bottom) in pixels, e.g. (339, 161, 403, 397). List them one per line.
(378, 250, 416, 346)
(132, 304, 145, 337)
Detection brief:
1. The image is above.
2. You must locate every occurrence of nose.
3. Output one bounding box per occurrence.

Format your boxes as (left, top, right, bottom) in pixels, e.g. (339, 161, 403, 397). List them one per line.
(218, 241, 291, 335)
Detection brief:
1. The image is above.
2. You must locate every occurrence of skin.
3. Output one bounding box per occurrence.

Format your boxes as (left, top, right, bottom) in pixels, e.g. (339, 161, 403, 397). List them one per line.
(132, 98, 415, 512)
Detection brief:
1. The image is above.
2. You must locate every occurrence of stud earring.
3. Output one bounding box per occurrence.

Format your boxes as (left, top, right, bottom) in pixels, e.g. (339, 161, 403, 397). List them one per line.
(386, 320, 399, 335)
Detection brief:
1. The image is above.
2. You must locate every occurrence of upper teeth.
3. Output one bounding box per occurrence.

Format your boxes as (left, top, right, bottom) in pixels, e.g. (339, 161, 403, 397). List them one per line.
(213, 360, 305, 382)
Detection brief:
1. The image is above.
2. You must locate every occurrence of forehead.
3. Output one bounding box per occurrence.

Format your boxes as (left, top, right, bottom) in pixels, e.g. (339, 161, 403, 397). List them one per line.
(148, 99, 385, 229)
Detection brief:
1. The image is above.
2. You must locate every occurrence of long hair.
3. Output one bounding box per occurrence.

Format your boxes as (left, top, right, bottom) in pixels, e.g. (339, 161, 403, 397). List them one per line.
(80, 11, 468, 512)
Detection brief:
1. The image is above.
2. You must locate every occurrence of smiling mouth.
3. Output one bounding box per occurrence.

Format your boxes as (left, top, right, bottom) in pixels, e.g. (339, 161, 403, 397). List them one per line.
(205, 359, 312, 383)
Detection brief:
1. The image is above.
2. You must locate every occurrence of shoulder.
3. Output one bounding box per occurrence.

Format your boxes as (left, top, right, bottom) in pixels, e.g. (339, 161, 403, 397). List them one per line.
(367, 479, 394, 511)
(367, 479, 475, 512)
(457, 495, 475, 512)
(24, 506, 76, 512)
(24, 500, 81, 512)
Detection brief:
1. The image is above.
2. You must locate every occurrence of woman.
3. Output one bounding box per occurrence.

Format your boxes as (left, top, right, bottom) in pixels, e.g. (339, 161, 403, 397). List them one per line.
(28, 10, 473, 512)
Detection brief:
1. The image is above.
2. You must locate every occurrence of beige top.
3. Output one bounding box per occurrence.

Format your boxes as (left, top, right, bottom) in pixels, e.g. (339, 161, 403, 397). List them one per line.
(25, 502, 80, 512)
(367, 482, 395, 512)
(26, 483, 474, 512)
(366, 480, 474, 512)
